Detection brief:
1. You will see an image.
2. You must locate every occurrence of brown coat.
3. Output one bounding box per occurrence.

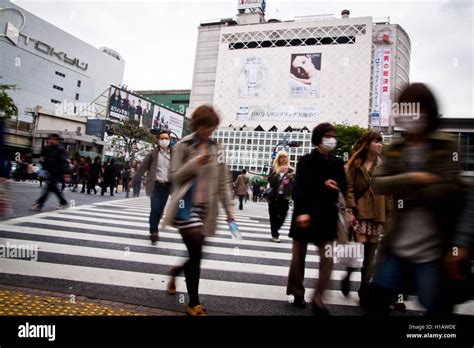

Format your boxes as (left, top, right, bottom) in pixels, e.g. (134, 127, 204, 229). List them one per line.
(161, 133, 234, 236)
(346, 158, 388, 223)
(234, 174, 249, 196)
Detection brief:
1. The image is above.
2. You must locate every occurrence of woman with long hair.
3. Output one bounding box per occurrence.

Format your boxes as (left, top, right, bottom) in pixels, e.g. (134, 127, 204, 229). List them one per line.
(267, 150, 295, 243)
(341, 131, 389, 306)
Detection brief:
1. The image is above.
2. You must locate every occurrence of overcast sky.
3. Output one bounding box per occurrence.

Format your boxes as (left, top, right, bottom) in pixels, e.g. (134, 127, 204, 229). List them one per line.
(13, 0, 473, 117)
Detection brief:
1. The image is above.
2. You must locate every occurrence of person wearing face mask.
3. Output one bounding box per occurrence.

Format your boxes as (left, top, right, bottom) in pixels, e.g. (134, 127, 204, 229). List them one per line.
(286, 123, 346, 316)
(367, 83, 466, 315)
(130, 130, 173, 245)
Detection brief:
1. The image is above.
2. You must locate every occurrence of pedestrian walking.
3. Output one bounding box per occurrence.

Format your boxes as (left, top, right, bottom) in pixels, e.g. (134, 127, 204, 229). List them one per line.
(286, 123, 346, 315)
(162, 105, 234, 316)
(87, 157, 101, 194)
(234, 169, 249, 210)
(122, 166, 132, 198)
(31, 134, 70, 211)
(130, 130, 173, 245)
(368, 83, 465, 315)
(78, 157, 90, 194)
(101, 159, 116, 196)
(267, 151, 295, 243)
(340, 131, 390, 307)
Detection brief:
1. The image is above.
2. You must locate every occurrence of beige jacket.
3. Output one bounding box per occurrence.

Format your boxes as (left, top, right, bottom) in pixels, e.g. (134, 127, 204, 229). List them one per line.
(161, 133, 234, 236)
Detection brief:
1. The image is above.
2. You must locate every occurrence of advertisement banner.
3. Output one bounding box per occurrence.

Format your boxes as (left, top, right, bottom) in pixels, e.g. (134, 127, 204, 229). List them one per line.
(239, 56, 267, 97)
(289, 53, 321, 98)
(151, 106, 184, 138)
(108, 86, 184, 138)
(237, 104, 318, 122)
(380, 48, 391, 127)
(371, 48, 391, 127)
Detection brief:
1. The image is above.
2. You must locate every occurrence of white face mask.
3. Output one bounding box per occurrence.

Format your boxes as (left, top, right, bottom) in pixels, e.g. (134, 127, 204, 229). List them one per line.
(159, 139, 170, 148)
(321, 137, 337, 151)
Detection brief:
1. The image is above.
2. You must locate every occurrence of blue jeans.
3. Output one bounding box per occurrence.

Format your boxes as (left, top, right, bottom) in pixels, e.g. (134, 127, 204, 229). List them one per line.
(374, 251, 442, 313)
(149, 181, 171, 233)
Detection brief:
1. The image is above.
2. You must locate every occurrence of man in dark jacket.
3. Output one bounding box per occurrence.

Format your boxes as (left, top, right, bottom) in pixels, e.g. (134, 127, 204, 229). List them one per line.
(101, 159, 116, 196)
(87, 157, 101, 194)
(31, 134, 70, 210)
(286, 123, 346, 315)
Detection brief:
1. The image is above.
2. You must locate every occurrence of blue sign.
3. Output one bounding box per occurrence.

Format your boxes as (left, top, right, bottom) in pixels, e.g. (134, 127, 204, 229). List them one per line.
(271, 151, 276, 160)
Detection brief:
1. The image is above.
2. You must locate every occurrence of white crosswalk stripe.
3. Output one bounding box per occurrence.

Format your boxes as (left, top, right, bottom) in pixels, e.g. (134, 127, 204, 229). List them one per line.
(0, 197, 472, 315)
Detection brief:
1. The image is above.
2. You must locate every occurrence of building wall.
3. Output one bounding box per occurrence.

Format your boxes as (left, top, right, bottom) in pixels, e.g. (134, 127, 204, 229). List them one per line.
(188, 25, 223, 115)
(0, 0, 125, 122)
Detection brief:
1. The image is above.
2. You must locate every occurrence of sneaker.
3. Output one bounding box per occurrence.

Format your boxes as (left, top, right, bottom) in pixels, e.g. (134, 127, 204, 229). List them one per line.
(186, 304, 207, 316)
(271, 237, 281, 243)
(57, 204, 68, 210)
(150, 233, 159, 245)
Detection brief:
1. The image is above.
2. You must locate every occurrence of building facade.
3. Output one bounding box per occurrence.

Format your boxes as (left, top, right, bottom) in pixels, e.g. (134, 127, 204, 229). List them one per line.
(190, 7, 411, 173)
(0, 0, 125, 125)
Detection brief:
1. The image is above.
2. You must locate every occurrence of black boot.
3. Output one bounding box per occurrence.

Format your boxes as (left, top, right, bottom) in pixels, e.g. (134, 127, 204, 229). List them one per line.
(341, 267, 356, 297)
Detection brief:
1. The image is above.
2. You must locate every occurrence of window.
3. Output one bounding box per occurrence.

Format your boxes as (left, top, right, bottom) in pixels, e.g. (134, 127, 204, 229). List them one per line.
(50, 99, 61, 104)
(77, 80, 81, 87)
(73, 106, 77, 114)
(75, 93, 79, 101)
(53, 85, 63, 91)
(55, 71, 66, 77)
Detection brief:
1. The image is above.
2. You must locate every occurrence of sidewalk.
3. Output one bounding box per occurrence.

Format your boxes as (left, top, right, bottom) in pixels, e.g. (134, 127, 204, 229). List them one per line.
(0, 284, 183, 316)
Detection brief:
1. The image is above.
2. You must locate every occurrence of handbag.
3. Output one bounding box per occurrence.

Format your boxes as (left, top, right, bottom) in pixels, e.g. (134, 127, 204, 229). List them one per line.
(336, 191, 364, 268)
(337, 190, 350, 243)
(264, 173, 287, 201)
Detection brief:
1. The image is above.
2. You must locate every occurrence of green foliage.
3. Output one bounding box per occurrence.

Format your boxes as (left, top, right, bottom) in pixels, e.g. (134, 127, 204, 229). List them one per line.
(334, 123, 368, 160)
(110, 119, 154, 161)
(0, 84, 18, 121)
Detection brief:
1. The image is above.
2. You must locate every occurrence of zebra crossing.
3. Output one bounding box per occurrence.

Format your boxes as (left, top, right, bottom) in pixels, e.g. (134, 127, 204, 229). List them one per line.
(0, 197, 472, 315)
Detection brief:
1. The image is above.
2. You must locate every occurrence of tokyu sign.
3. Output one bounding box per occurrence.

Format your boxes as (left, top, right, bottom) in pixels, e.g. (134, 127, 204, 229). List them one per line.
(1, 7, 88, 71)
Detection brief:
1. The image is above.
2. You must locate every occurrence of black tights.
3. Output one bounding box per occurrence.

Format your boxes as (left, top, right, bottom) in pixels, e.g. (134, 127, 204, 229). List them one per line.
(170, 227, 205, 307)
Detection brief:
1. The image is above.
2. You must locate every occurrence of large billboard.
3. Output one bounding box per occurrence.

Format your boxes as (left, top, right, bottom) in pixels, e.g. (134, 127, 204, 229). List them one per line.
(108, 86, 184, 138)
(213, 18, 373, 129)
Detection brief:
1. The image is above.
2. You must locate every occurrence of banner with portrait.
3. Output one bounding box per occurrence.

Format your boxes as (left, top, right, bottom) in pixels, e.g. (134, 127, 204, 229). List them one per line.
(289, 53, 322, 98)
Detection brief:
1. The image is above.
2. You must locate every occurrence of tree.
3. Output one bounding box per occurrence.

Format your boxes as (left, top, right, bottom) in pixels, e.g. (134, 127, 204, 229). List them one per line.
(109, 119, 155, 163)
(0, 84, 18, 121)
(334, 123, 368, 160)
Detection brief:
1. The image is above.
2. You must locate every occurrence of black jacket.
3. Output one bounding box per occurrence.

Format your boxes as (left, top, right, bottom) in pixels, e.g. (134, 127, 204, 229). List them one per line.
(289, 150, 346, 245)
(41, 145, 69, 177)
(89, 163, 101, 181)
(103, 164, 116, 184)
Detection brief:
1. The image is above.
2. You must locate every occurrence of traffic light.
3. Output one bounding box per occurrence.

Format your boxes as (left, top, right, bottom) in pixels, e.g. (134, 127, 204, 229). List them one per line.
(262, 166, 269, 176)
(288, 141, 300, 147)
